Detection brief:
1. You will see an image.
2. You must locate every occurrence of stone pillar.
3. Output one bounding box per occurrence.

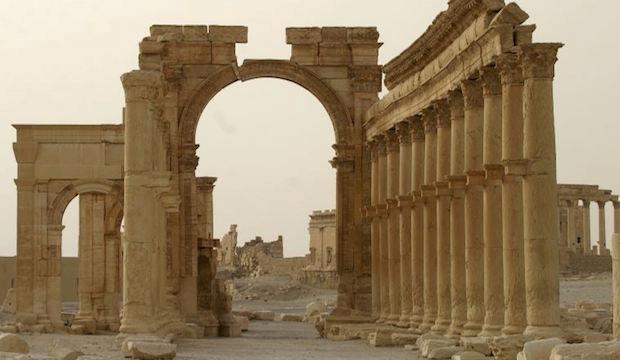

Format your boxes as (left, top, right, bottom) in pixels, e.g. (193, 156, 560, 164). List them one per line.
(497, 53, 527, 335)
(14, 179, 36, 326)
(376, 138, 390, 323)
(410, 116, 426, 329)
(420, 108, 438, 333)
(567, 200, 577, 251)
(519, 43, 563, 338)
(369, 140, 381, 318)
(461, 78, 485, 337)
(480, 66, 504, 337)
(432, 99, 452, 334)
(47, 224, 64, 329)
(446, 90, 467, 337)
(613, 234, 620, 339)
(614, 202, 620, 235)
(120, 70, 164, 334)
(583, 200, 592, 254)
(396, 122, 413, 327)
(598, 201, 608, 255)
(386, 129, 401, 324)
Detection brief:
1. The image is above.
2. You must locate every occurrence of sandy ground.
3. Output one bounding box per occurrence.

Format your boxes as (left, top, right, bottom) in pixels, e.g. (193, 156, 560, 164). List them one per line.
(9, 273, 615, 359)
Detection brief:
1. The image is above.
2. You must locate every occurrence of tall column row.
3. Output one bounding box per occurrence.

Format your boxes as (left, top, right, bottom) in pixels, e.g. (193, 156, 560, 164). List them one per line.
(367, 43, 564, 339)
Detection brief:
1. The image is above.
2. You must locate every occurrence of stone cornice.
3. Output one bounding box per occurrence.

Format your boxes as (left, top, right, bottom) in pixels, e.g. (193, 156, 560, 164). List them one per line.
(383, 0, 505, 90)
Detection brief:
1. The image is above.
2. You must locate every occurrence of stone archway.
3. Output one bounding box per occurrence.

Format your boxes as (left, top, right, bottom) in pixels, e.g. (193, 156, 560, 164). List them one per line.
(120, 25, 382, 335)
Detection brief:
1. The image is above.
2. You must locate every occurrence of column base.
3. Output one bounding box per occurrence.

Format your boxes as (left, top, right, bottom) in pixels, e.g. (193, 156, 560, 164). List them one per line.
(445, 321, 465, 338)
(418, 318, 436, 334)
(396, 313, 412, 328)
(461, 321, 483, 337)
(523, 325, 563, 339)
(501, 324, 525, 336)
(386, 314, 400, 325)
(431, 319, 451, 335)
(479, 324, 503, 337)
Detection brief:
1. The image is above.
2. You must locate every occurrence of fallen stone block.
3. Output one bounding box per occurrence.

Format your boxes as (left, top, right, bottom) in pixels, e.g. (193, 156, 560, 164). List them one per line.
(390, 332, 418, 346)
(253, 311, 275, 321)
(549, 342, 620, 359)
(421, 339, 460, 357)
(490, 335, 525, 360)
(404, 344, 419, 351)
(280, 313, 303, 322)
(451, 350, 487, 360)
(416, 333, 447, 347)
(0, 325, 17, 334)
(48, 339, 83, 360)
(121, 336, 176, 360)
(368, 329, 394, 347)
(232, 309, 255, 320)
(0, 334, 29, 354)
(428, 346, 465, 359)
(517, 337, 565, 360)
(583, 333, 612, 343)
(460, 337, 492, 356)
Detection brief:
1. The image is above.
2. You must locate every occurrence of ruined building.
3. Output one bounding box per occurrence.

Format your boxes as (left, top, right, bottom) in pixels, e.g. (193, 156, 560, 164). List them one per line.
(302, 210, 338, 288)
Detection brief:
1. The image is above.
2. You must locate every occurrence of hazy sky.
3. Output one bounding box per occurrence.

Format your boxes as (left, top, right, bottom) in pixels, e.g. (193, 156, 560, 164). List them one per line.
(1, 1, 619, 257)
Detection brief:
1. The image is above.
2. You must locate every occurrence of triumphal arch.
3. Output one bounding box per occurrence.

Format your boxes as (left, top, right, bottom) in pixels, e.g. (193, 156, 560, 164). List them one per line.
(15, 0, 601, 353)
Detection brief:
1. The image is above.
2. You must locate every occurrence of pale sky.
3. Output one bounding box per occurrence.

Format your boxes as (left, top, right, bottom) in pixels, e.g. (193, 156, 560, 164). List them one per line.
(1, 1, 619, 257)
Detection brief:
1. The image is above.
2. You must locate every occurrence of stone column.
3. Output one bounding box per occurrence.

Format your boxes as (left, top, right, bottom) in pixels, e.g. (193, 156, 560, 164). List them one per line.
(583, 200, 592, 254)
(376, 137, 390, 323)
(480, 66, 504, 337)
(567, 200, 577, 251)
(420, 108, 438, 333)
(519, 43, 563, 338)
(446, 90, 467, 337)
(497, 53, 527, 335)
(120, 70, 164, 334)
(598, 201, 608, 255)
(410, 116, 426, 329)
(396, 122, 413, 327)
(369, 140, 381, 318)
(386, 129, 401, 324)
(432, 99, 452, 334)
(14, 179, 36, 326)
(613, 234, 620, 339)
(461, 78, 485, 337)
(614, 201, 620, 235)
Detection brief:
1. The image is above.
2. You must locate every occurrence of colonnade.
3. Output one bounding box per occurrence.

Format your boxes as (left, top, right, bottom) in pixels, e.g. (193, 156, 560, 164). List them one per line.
(367, 44, 563, 338)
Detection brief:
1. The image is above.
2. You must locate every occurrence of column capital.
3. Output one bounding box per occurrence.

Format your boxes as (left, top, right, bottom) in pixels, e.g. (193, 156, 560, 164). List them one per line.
(385, 129, 400, 153)
(397, 195, 413, 208)
(366, 139, 378, 161)
(466, 170, 486, 188)
(460, 78, 483, 110)
(434, 99, 451, 128)
(582, 199, 591, 207)
(480, 66, 502, 96)
(447, 89, 464, 119)
(120, 70, 164, 102)
(422, 108, 437, 134)
(375, 135, 387, 157)
(448, 175, 468, 189)
(396, 121, 412, 145)
(613, 201, 620, 210)
(435, 181, 451, 197)
(496, 53, 523, 85)
(409, 115, 425, 142)
(421, 184, 436, 198)
(502, 159, 529, 177)
(597, 200, 607, 209)
(386, 198, 399, 210)
(518, 43, 564, 79)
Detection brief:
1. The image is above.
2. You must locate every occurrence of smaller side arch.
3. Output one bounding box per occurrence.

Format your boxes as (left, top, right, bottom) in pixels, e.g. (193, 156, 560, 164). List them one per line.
(48, 180, 120, 227)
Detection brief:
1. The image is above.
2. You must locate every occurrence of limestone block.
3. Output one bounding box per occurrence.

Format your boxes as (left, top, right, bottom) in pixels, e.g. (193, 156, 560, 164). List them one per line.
(121, 338, 176, 360)
(181, 25, 209, 41)
(232, 310, 255, 320)
(549, 342, 620, 359)
(291, 44, 319, 65)
(168, 43, 212, 65)
(1, 288, 16, 314)
(211, 42, 236, 65)
(0, 353, 27, 360)
(489, 335, 525, 360)
(321, 27, 347, 43)
(208, 25, 248, 43)
(234, 315, 249, 331)
(350, 44, 379, 66)
(286, 27, 321, 44)
(182, 65, 219, 79)
(138, 54, 162, 71)
(318, 44, 351, 66)
(460, 337, 492, 356)
(450, 351, 487, 360)
(139, 41, 165, 55)
(346, 27, 379, 44)
(583, 333, 612, 343)
(517, 338, 565, 360)
(219, 322, 241, 337)
(280, 314, 303, 322)
(0, 325, 17, 333)
(253, 311, 275, 321)
(0, 334, 29, 354)
(390, 332, 418, 346)
(48, 339, 83, 360)
(428, 346, 465, 359)
(490, 3, 529, 26)
(150, 25, 182, 37)
(416, 333, 447, 347)
(368, 329, 394, 347)
(421, 339, 460, 357)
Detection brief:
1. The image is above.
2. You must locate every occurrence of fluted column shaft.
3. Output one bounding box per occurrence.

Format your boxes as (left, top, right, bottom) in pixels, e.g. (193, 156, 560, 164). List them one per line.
(520, 43, 563, 338)
(498, 54, 527, 335)
(480, 66, 504, 337)
(377, 139, 390, 322)
(386, 130, 402, 324)
(461, 78, 485, 337)
(583, 200, 591, 254)
(447, 90, 467, 336)
(410, 117, 426, 329)
(598, 202, 607, 254)
(433, 100, 452, 334)
(397, 122, 413, 327)
(420, 108, 438, 333)
(370, 141, 381, 317)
